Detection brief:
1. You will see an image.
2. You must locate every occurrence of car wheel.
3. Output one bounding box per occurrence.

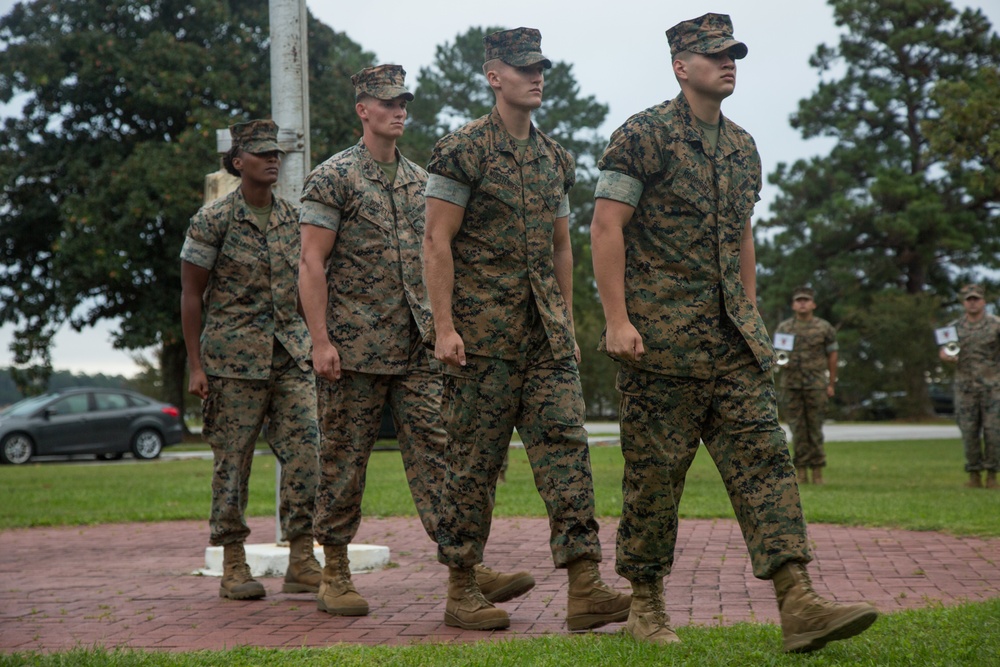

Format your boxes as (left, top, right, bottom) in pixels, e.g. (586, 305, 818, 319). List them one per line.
(131, 428, 164, 460)
(1, 433, 34, 465)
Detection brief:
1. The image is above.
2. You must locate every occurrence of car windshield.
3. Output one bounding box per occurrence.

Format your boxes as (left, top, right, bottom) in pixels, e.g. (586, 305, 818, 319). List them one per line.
(0, 392, 61, 417)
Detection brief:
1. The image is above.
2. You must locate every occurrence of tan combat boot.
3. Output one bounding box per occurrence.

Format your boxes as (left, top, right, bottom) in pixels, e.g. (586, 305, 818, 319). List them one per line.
(219, 543, 266, 600)
(797, 467, 809, 484)
(625, 579, 681, 645)
(474, 563, 535, 603)
(282, 534, 322, 594)
(444, 567, 510, 630)
(316, 545, 369, 616)
(811, 467, 824, 485)
(966, 471, 983, 488)
(986, 471, 998, 489)
(565, 558, 632, 631)
(772, 561, 877, 653)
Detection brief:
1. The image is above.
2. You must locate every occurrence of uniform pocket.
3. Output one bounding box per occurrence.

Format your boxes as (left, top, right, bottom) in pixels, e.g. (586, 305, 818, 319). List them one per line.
(357, 198, 393, 235)
(440, 368, 481, 442)
(670, 168, 714, 216)
(220, 230, 262, 267)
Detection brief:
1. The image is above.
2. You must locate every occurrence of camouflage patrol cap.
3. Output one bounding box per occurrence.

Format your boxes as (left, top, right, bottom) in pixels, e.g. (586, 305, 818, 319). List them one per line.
(792, 286, 815, 301)
(351, 64, 414, 101)
(229, 119, 283, 154)
(960, 284, 985, 300)
(484, 27, 552, 69)
(666, 13, 748, 60)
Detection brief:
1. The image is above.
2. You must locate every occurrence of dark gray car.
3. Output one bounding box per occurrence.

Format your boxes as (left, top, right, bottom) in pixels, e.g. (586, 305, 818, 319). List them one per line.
(0, 387, 184, 465)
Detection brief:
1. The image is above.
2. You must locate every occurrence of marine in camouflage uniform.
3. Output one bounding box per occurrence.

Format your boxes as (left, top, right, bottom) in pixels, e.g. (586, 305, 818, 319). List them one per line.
(423, 28, 631, 632)
(775, 287, 839, 483)
(180, 119, 321, 600)
(298, 65, 535, 618)
(591, 14, 876, 651)
(940, 284, 1000, 489)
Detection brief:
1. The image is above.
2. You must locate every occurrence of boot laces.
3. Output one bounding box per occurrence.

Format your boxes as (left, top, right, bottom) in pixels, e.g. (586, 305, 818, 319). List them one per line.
(233, 561, 254, 583)
(795, 566, 840, 610)
(331, 553, 358, 593)
(636, 584, 667, 620)
(463, 580, 491, 607)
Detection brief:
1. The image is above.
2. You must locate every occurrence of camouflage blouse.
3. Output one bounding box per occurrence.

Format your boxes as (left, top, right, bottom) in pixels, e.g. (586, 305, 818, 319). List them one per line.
(426, 107, 576, 361)
(300, 140, 430, 374)
(953, 314, 1000, 389)
(596, 92, 771, 378)
(180, 188, 310, 380)
(774, 316, 838, 390)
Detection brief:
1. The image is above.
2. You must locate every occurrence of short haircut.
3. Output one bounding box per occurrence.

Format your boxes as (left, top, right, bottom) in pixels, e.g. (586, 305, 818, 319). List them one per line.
(482, 58, 503, 77)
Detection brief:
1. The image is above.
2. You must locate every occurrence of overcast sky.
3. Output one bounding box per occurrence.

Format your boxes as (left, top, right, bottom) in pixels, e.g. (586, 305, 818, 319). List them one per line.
(0, 0, 997, 377)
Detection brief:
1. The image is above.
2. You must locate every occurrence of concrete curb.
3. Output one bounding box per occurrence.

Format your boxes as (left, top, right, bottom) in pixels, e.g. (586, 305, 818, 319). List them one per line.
(198, 543, 390, 577)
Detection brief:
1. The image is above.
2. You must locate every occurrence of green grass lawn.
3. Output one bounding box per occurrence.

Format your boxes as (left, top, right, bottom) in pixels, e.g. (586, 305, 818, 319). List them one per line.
(3, 600, 998, 666)
(1, 439, 997, 536)
(1, 437, 998, 665)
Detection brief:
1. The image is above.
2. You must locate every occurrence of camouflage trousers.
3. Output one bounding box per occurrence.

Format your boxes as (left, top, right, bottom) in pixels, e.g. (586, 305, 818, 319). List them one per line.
(313, 345, 446, 546)
(436, 324, 602, 570)
(615, 323, 811, 583)
(203, 345, 319, 546)
(781, 387, 828, 468)
(954, 383, 1000, 472)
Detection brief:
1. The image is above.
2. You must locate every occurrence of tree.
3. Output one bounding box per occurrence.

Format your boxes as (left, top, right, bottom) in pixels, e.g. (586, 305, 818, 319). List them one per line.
(756, 0, 1000, 417)
(0, 0, 372, 409)
(924, 64, 1000, 214)
(402, 27, 617, 416)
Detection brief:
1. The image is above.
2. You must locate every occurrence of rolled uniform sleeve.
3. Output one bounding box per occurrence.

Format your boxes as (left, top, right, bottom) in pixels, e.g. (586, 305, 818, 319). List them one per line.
(425, 174, 471, 208)
(300, 160, 352, 233)
(594, 171, 644, 208)
(180, 237, 218, 270)
(825, 323, 839, 354)
(427, 131, 481, 188)
(557, 193, 570, 218)
(299, 199, 342, 233)
(598, 114, 663, 186)
(180, 205, 229, 270)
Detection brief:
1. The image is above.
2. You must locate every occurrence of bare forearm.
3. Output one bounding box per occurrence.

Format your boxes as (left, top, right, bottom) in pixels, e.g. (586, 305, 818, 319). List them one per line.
(424, 198, 464, 335)
(298, 225, 337, 348)
(591, 217, 629, 327)
(180, 293, 203, 373)
(424, 237, 456, 334)
(739, 218, 757, 304)
(179, 261, 210, 373)
(298, 258, 331, 347)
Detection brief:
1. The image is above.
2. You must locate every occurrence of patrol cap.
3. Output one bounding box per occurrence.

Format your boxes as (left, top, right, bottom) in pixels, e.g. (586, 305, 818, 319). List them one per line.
(666, 13, 748, 60)
(792, 287, 815, 301)
(484, 27, 552, 69)
(960, 284, 985, 300)
(351, 64, 414, 101)
(229, 119, 283, 154)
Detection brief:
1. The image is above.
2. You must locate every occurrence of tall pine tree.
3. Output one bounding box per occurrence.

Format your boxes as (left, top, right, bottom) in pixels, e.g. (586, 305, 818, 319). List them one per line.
(756, 0, 1000, 417)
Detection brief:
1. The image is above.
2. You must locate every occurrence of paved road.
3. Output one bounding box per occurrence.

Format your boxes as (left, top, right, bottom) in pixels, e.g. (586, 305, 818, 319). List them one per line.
(167, 422, 959, 459)
(584, 421, 960, 443)
(19, 422, 960, 465)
